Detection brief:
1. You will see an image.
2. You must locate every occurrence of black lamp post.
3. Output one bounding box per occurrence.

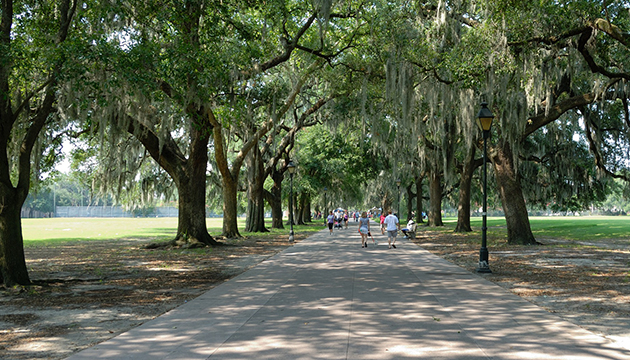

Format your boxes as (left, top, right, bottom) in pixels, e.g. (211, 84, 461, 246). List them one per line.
(476, 102, 494, 273)
(288, 161, 296, 243)
(324, 186, 328, 217)
(396, 178, 401, 216)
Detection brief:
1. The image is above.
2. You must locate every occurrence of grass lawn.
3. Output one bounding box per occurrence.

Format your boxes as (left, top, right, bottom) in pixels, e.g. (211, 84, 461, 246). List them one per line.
(526, 216, 630, 241)
(21, 215, 630, 246)
(22, 217, 324, 246)
(436, 215, 630, 243)
(436, 216, 630, 243)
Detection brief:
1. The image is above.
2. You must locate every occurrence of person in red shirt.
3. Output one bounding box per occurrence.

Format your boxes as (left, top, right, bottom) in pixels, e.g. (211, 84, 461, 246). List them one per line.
(380, 212, 386, 235)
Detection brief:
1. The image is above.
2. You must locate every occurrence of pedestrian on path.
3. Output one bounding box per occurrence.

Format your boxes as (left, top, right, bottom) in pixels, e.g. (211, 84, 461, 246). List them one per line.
(383, 209, 400, 249)
(379, 212, 386, 235)
(358, 211, 370, 248)
(326, 211, 335, 235)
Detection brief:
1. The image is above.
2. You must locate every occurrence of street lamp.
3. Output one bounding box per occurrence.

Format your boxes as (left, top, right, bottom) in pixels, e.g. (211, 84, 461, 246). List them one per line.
(476, 102, 494, 273)
(288, 161, 296, 243)
(396, 178, 401, 216)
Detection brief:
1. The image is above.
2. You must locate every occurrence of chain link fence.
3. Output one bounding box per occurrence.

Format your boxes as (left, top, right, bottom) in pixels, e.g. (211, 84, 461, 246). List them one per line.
(53, 206, 179, 218)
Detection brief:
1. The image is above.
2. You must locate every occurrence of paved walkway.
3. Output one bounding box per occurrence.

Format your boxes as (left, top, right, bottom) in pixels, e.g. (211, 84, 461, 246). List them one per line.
(68, 227, 630, 359)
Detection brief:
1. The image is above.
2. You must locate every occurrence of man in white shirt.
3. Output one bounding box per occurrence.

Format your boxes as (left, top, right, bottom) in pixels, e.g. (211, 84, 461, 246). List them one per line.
(383, 210, 400, 249)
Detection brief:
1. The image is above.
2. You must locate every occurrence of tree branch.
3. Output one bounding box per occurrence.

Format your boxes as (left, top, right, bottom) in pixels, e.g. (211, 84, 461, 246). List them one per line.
(17, 0, 78, 193)
(18, 85, 56, 192)
(13, 77, 55, 120)
(591, 18, 630, 48)
(264, 94, 337, 178)
(126, 114, 187, 178)
(524, 79, 622, 138)
(577, 26, 630, 81)
(209, 108, 233, 182)
(583, 107, 630, 182)
(241, 13, 317, 78)
(623, 97, 630, 130)
(408, 60, 455, 85)
(508, 27, 588, 47)
(293, 20, 364, 67)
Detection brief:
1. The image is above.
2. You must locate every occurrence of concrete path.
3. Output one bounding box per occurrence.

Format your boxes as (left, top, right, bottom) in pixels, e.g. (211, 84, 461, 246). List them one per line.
(68, 227, 630, 359)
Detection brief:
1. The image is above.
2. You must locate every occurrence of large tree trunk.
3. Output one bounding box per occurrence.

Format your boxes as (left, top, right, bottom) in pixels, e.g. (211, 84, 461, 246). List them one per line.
(405, 184, 416, 222)
(0, 186, 30, 286)
(415, 175, 424, 224)
(455, 144, 478, 232)
(176, 174, 218, 246)
(245, 147, 268, 232)
(176, 122, 220, 246)
(210, 111, 275, 239)
(296, 192, 303, 225)
(428, 168, 444, 227)
(128, 111, 221, 246)
(304, 194, 312, 222)
(297, 192, 307, 225)
(287, 191, 298, 226)
(492, 141, 538, 245)
(381, 193, 393, 214)
(221, 175, 241, 238)
(267, 169, 284, 229)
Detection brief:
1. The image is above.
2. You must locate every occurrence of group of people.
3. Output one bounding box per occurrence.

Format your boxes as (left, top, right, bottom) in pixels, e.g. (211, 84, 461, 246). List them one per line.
(326, 210, 348, 231)
(327, 209, 401, 249)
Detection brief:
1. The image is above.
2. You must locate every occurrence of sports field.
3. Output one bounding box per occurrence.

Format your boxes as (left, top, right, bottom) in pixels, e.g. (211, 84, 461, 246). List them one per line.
(21, 217, 322, 245)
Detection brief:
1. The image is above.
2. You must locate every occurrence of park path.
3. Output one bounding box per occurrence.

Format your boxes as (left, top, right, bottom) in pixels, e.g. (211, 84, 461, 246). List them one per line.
(67, 226, 630, 359)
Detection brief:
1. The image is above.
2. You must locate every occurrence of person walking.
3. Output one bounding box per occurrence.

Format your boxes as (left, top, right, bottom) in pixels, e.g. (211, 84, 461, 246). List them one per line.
(326, 211, 335, 235)
(358, 211, 370, 248)
(383, 209, 400, 249)
(379, 212, 386, 235)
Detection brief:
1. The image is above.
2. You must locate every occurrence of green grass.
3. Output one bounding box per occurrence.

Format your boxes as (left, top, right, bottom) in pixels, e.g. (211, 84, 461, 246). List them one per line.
(528, 216, 630, 241)
(22, 215, 630, 247)
(22, 217, 323, 246)
(460, 215, 630, 242)
(22, 218, 179, 244)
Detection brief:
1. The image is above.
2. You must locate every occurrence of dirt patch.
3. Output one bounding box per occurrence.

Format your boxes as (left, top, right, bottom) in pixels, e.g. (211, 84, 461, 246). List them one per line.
(2, 225, 630, 358)
(0, 231, 305, 360)
(410, 227, 630, 350)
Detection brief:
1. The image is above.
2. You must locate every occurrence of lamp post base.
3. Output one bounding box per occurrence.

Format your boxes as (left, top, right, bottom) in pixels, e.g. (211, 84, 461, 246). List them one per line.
(476, 261, 492, 273)
(289, 231, 294, 243)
